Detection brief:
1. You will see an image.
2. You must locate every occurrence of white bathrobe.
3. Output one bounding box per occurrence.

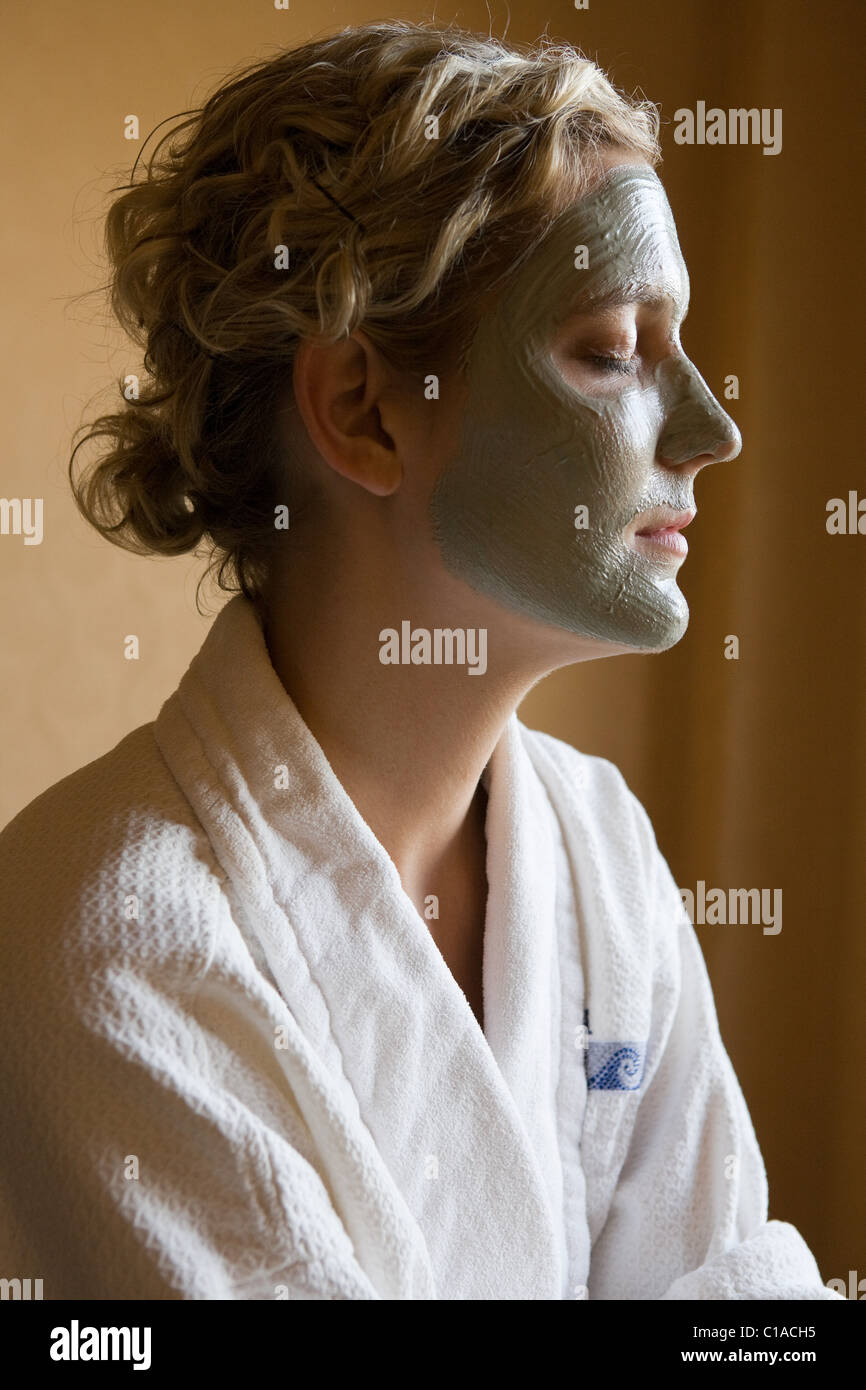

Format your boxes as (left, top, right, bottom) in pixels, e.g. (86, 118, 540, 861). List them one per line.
(0, 595, 840, 1300)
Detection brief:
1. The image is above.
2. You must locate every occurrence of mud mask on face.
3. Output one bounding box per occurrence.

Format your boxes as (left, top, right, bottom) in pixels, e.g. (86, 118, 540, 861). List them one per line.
(429, 164, 742, 649)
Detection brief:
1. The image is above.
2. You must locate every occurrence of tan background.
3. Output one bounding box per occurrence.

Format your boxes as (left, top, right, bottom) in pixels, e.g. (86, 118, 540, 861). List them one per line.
(2, 0, 863, 1285)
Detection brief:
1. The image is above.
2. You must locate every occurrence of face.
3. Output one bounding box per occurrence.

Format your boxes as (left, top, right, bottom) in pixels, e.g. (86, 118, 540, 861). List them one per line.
(429, 162, 742, 650)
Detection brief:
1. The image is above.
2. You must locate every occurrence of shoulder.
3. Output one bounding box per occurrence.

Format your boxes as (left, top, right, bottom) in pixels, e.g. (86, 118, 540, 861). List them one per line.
(0, 723, 227, 1002)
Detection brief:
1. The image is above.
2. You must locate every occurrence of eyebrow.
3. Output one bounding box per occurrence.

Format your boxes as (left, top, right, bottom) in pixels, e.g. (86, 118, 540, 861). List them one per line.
(562, 283, 690, 319)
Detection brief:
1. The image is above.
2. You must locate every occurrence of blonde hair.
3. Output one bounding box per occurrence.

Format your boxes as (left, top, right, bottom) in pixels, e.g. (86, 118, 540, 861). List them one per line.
(69, 19, 661, 607)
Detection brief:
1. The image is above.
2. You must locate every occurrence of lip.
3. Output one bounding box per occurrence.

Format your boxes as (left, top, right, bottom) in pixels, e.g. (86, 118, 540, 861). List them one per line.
(631, 508, 696, 559)
(634, 507, 696, 536)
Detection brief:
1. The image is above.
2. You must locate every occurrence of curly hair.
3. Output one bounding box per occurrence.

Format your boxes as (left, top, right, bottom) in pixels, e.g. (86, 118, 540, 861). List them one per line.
(68, 19, 661, 609)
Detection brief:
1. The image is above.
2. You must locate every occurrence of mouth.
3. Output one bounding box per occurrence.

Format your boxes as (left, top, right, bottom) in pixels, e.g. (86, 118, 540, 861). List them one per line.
(631, 508, 696, 559)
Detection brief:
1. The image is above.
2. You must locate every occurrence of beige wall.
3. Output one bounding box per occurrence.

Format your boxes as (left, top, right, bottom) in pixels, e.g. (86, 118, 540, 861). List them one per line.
(3, 0, 863, 1284)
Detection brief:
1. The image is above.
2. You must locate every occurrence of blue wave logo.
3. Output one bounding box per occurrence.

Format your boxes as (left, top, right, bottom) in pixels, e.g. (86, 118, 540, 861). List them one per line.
(586, 1041, 647, 1091)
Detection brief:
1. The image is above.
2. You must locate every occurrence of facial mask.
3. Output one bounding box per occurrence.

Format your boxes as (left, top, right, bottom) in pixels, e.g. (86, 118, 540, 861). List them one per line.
(429, 164, 742, 650)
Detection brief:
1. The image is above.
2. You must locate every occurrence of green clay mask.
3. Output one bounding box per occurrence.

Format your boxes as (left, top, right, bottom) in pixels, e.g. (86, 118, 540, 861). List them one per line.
(429, 164, 742, 649)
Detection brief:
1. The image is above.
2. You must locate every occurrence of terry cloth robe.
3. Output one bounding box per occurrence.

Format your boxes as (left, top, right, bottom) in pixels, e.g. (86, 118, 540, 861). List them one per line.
(0, 595, 841, 1301)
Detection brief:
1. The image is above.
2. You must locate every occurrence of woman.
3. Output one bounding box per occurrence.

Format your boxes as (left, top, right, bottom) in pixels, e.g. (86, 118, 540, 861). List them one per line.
(0, 20, 839, 1300)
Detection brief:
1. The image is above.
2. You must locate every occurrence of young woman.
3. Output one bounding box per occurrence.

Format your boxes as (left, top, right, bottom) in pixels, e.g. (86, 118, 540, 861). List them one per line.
(0, 20, 839, 1300)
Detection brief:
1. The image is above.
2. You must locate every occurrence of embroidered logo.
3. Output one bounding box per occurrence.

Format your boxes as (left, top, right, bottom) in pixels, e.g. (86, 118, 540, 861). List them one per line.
(585, 1041, 647, 1091)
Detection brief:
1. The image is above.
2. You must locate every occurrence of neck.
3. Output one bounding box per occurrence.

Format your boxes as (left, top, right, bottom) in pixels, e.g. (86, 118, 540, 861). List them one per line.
(258, 544, 547, 898)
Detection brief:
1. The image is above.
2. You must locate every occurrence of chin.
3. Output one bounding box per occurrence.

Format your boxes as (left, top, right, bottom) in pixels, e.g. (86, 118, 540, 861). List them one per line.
(623, 601, 690, 654)
(631, 624, 689, 655)
(574, 580, 691, 653)
(532, 602, 689, 661)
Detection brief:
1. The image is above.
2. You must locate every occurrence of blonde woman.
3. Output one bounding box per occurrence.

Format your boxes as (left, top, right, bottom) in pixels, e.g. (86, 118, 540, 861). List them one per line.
(0, 20, 839, 1301)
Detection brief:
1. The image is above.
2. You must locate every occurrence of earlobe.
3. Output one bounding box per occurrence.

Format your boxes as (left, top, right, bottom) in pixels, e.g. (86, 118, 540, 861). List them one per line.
(292, 333, 403, 497)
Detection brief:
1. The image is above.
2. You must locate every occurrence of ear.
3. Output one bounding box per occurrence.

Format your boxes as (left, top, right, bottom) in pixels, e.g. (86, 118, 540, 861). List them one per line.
(291, 330, 402, 497)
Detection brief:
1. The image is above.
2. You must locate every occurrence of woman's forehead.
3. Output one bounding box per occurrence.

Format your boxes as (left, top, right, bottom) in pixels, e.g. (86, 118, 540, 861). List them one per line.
(497, 165, 689, 335)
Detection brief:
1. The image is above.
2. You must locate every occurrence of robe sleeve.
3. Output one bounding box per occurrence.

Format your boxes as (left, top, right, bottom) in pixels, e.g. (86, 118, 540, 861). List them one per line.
(0, 790, 380, 1302)
(584, 798, 843, 1302)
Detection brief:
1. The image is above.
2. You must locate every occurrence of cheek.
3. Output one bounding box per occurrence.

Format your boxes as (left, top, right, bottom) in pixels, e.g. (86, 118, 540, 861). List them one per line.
(437, 322, 663, 553)
(554, 390, 662, 529)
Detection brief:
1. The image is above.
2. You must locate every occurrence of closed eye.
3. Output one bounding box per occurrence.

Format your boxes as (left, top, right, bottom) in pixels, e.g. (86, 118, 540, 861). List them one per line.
(587, 354, 639, 376)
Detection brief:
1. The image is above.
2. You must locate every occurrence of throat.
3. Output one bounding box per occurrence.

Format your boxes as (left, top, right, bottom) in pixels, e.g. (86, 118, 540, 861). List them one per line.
(409, 783, 489, 1032)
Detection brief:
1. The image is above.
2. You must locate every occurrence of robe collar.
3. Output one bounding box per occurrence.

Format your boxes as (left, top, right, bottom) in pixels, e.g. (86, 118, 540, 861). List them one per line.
(154, 594, 565, 1297)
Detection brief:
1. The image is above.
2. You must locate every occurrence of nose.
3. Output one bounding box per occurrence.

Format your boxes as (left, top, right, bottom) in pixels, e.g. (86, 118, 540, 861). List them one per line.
(655, 358, 742, 469)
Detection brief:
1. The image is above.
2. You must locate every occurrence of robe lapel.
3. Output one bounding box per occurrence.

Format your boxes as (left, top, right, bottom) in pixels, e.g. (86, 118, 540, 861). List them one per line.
(482, 717, 568, 1281)
(154, 595, 562, 1299)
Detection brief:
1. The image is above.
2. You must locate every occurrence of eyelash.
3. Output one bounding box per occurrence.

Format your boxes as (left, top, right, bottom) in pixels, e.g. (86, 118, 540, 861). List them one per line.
(587, 354, 638, 376)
